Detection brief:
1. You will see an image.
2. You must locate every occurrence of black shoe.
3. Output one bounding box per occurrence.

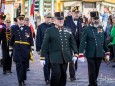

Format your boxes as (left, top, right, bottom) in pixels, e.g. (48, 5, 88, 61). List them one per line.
(46, 80, 50, 84)
(3, 71, 6, 74)
(27, 69, 30, 71)
(70, 77, 76, 81)
(7, 70, 12, 73)
(22, 81, 26, 85)
(19, 82, 23, 86)
(112, 65, 115, 68)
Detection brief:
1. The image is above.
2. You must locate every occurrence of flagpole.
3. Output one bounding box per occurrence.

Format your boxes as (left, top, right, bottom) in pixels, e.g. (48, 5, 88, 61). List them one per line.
(39, 0, 44, 16)
(51, 0, 54, 16)
(28, 0, 31, 17)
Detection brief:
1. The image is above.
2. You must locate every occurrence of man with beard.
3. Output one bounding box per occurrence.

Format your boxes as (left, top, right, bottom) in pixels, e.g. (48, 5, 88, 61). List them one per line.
(36, 13, 54, 84)
(79, 11, 110, 86)
(40, 12, 78, 86)
(64, 7, 83, 81)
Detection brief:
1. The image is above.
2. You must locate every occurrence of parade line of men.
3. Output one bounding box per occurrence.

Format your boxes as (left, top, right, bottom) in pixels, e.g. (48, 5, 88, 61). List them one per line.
(0, 8, 112, 86)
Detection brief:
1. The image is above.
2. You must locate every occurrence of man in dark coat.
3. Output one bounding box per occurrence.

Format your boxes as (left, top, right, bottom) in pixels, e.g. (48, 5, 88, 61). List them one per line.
(79, 11, 110, 86)
(1, 19, 12, 74)
(64, 7, 83, 81)
(9, 15, 34, 86)
(40, 12, 78, 86)
(36, 13, 54, 84)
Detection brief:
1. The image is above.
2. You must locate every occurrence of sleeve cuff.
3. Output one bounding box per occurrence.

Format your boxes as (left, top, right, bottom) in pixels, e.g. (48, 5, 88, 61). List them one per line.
(9, 46, 13, 50)
(40, 57, 45, 60)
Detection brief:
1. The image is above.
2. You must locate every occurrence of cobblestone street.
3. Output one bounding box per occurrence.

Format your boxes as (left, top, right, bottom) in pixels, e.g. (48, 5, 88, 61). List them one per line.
(0, 52, 115, 86)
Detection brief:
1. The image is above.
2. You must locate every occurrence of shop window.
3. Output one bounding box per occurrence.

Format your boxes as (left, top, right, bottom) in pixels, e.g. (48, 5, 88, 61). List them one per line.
(84, 2, 96, 8)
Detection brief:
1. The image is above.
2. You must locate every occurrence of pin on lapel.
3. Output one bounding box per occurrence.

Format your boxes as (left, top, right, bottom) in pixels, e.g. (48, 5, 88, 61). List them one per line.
(98, 28, 103, 33)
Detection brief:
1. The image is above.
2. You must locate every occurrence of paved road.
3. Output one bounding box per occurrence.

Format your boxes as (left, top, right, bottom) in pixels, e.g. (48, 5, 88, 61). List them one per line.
(0, 52, 115, 86)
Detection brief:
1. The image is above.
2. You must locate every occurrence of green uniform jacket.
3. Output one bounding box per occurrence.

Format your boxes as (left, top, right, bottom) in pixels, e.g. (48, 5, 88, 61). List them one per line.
(79, 26, 109, 58)
(41, 26, 78, 63)
(110, 25, 115, 45)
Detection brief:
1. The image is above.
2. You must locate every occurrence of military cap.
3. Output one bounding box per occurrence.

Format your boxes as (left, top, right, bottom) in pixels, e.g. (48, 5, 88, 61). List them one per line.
(14, 18, 17, 22)
(2, 14, 6, 20)
(54, 12, 64, 20)
(5, 19, 11, 23)
(44, 13, 52, 18)
(71, 6, 79, 12)
(90, 11, 99, 20)
(24, 17, 29, 21)
(17, 15, 25, 20)
(0, 12, 4, 19)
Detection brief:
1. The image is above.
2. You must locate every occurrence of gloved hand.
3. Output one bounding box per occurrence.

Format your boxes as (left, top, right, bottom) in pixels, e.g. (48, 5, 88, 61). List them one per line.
(40, 60, 45, 66)
(72, 57, 78, 64)
(40, 56, 45, 66)
(9, 51, 12, 57)
(37, 51, 40, 55)
(104, 55, 110, 61)
(104, 52, 110, 62)
(31, 46, 34, 51)
(78, 57, 85, 62)
(78, 53, 85, 62)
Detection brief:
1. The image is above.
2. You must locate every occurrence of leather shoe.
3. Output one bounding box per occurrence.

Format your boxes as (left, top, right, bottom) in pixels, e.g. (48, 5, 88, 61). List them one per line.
(3, 71, 6, 74)
(46, 80, 50, 84)
(19, 82, 23, 86)
(70, 77, 76, 81)
(112, 64, 115, 68)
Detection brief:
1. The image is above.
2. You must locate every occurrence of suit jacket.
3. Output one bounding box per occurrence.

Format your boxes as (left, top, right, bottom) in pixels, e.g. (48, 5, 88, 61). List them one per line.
(79, 26, 109, 58)
(41, 26, 78, 63)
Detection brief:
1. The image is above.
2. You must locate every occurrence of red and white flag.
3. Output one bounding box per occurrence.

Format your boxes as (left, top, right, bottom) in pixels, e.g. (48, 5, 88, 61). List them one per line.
(30, 0, 35, 38)
(0, 0, 5, 12)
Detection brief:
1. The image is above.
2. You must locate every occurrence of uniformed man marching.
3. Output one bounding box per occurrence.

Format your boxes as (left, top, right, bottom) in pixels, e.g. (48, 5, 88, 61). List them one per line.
(9, 15, 34, 86)
(64, 7, 84, 81)
(40, 12, 78, 86)
(2, 19, 12, 74)
(36, 13, 54, 84)
(79, 11, 110, 86)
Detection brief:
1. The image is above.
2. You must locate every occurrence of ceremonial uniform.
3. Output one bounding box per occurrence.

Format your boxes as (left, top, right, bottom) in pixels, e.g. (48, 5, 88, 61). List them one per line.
(1, 26, 12, 73)
(41, 25, 78, 86)
(10, 24, 34, 85)
(36, 22, 54, 83)
(0, 12, 6, 67)
(79, 11, 109, 86)
(64, 9, 83, 80)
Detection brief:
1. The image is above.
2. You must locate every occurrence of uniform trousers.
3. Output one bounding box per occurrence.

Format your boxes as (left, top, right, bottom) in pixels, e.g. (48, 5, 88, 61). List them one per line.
(43, 52, 50, 81)
(50, 63, 68, 86)
(2, 48, 12, 72)
(16, 61, 27, 82)
(87, 58, 102, 86)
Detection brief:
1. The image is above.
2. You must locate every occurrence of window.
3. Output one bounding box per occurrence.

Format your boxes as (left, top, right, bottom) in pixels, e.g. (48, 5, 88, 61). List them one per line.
(84, 2, 96, 8)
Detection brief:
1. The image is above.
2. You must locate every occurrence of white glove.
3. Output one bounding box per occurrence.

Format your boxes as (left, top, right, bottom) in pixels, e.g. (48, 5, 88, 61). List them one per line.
(9, 51, 12, 57)
(105, 55, 110, 61)
(32, 51, 34, 54)
(72, 56, 78, 64)
(40, 60, 45, 66)
(78, 57, 85, 62)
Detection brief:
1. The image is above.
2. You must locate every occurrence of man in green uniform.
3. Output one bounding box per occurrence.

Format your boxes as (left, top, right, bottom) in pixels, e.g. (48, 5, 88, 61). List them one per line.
(79, 11, 110, 86)
(40, 12, 78, 86)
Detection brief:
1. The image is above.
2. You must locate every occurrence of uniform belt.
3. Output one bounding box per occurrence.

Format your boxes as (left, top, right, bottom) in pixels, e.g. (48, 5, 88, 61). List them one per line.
(15, 41, 30, 45)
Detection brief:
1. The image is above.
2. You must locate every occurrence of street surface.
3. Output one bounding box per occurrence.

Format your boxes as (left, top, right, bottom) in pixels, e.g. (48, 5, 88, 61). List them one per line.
(0, 52, 115, 86)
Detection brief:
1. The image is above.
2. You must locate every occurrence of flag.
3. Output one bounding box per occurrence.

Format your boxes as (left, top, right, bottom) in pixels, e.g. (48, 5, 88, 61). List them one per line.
(0, 0, 5, 12)
(30, 0, 35, 38)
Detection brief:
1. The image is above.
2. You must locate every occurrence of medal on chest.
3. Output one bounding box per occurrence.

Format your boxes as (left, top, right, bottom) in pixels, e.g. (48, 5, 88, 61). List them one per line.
(98, 28, 103, 33)
(25, 32, 30, 38)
